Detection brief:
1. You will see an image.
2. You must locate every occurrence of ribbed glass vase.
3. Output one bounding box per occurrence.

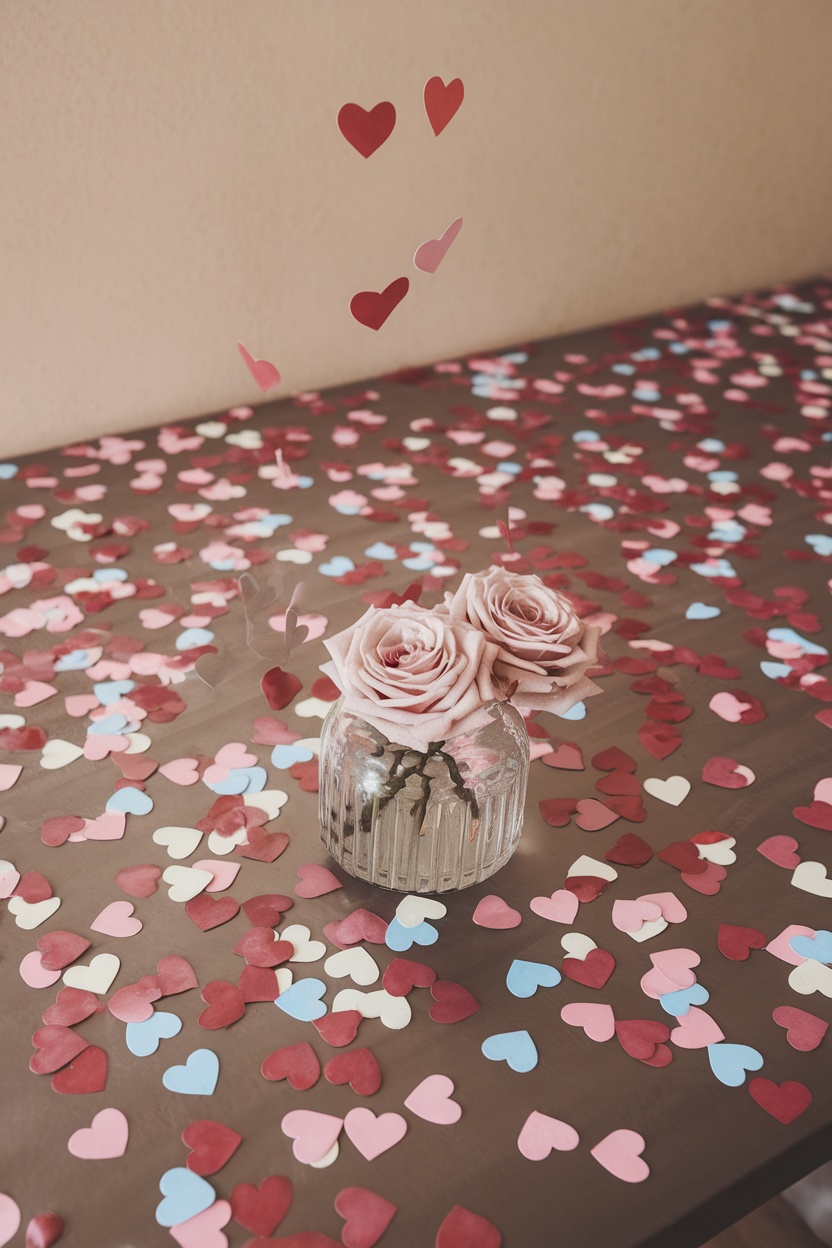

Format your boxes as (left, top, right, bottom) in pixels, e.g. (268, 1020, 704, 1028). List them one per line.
(319, 699, 529, 894)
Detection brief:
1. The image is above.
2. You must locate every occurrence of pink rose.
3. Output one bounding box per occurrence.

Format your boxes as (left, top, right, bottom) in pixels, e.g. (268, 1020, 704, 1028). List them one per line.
(321, 604, 501, 752)
(445, 568, 601, 715)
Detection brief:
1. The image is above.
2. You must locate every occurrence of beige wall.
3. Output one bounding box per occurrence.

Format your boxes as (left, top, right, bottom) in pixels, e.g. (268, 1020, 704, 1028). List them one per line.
(2, 0, 831, 456)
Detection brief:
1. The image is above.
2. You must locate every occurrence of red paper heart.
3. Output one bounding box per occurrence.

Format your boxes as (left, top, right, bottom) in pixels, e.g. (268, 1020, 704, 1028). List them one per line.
(182, 1119, 243, 1176)
(793, 800, 832, 832)
(42, 987, 101, 1027)
(658, 841, 707, 874)
(115, 863, 162, 898)
(261, 667, 303, 711)
(604, 833, 653, 868)
(251, 716, 301, 746)
(236, 827, 290, 862)
(230, 1174, 293, 1237)
(234, 928, 293, 968)
(25, 1213, 64, 1248)
(429, 980, 481, 1024)
(592, 747, 637, 773)
(51, 1045, 107, 1094)
(435, 1205, 502, 1248)
(335, 1187, 397, 1248)
(324, 1048, 382, 1096)
(350, 278, 409, 331)
(108, 979, 162, 1023)
(772, 1006, 828, 1052)
(757, 836, 801, 869)
(237, 342, 281, 394)
(155, 955, 199, 996)
(641, 1044, 673, 1068)
(602, 795, 647, 822)
(313, 1010, 362, 1048)
(290, 759, 319, 792)
(294, 863, 342, 898)
(261, 1042, 321, 1091)
(30, 1025, 88, 1075)
(198, 980, 247, 1030)
(717, 924, 767, 961)
(638, 721, 682, 760)
(332, 908, 389, 947)
(40, 815, 85, 847)
(37, 931, 91, 971)
(382, 957, 437, 997)
(238, 965, 279, 1003)
(681, 861, 727, 894)
(595, 770, 641, 796)
(615, 1019, 671, 1061)
(13, 871, 52, 903)
(575, 799, 619, 831)
(423, 76, 464, 137)
(243, 894, 294, 926)
(698, 654, 741, 679)
(563, 875, 610, 903)
(561, 949, 616, 990)
(538, 797, 579, 827)
(337, 101, 396, 157)
(185, 893, 240, 931)
(249, 1234, 340, 1248)
(748, 1077, 812, 1124)
(702, 756, 753, 788)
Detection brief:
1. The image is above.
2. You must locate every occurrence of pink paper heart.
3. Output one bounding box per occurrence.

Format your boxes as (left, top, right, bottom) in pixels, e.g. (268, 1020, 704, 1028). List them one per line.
(159, 758, 200, 786)
(766, 924, 815, 966)
(640, 966, 687, 1000)
(0, 764, 22, 792)
(709, 691, 752, 722)
(193, 860, 240, 892)
(281, 1109, 343, 1164)
(0, 869, 21, 899)
(344, 1108, 407, 1160)
(404, 1074, 462, 1125)
(67, 1107, 129, 1158)
(560, 1002, 615, 1042)
(669, 1007, 725, 1049)
(530, 890, 579, 924)
(413, 217, 463, 273)
(591, 1129, 649, 1182)
(90, 901, 142, 938)
(575, 799, 619, 831)
(82, 812, 126, 841)
(65, 694, 101, 717)
(517, 1111, 579, 1160)
(814, 778, 832, 806)
(649, 948, 699, 989)
(16, 681, 56, 707)
(295, 863, 342, 898)
(637, 892, 687, 924)
(472, 895, 521, 930)
(19, 951, 62, 989)
(237, 342, 281, 393)
(611, 900, 662, 933)
(680, 861, 726, 895)
(0, 1194, 21, 1247)
(214, 742, 256, 770)
(169, 1200, 231, 1248)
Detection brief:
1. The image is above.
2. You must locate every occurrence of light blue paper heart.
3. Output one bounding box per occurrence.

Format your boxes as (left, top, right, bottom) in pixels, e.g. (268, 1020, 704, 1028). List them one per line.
(88, 713, 129, 735)
(364, 542, 397, 560)
(54, 649, 94, 671)
(402, 553, 436, 571)
(319, 556, 355, 576)
(768, 627, 827, 656)
(126, 1011, 182, 1056)
(270, 744, 315, 769)
(177, 627, 215, 650)
(274, 978, 327, 1022)
(93, 679, 135, 704)
(580, 504, 614, 522)
(707, 1042, 763, 1087)
(506, 959, 561, 999)
(806, 534, 832, 557)
(384, 917, 439, 952)
(106, 787, 154, 816)
(93, 567, 128, 583)
(659, 983, 710, 1017)
(760, 661, 792, 680)
(0, 463, 18, 479)
(156, 1168, 215, 1227)
(559, 701, 586, 721)
(643, 549, 677, 566)
(162, 1048, 219, 1095)
(691, 559, 737, 579)
(791, 931, 832, 964)
(686, 602, 721, 620)
(481, 1029, 539, 1073)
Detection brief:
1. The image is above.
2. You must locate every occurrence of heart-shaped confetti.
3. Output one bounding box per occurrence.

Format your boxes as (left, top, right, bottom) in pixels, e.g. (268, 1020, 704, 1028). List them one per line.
(334, 1187, 397, 1248)
(229, 1175, 292, 1236)
(67, 1107, 129, 1159)
(404, 1074, 462, 1125)
(517, 1111, 579, 1159)
(590, 1130, 649, 1182)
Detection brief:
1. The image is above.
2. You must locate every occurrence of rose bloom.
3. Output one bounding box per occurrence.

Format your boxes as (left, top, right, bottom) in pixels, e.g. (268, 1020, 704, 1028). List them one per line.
(445, 568, 601, 715)
(321, 604, 501, 752)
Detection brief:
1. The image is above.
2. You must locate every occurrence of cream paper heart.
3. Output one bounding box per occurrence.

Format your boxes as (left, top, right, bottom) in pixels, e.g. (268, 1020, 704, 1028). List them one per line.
(246, 789, 288, 819)
(162, 865, 213, 902)
(278, 924, 326, 963)
(696, 838, 737, 865)
(152, 826, 203, 860)
(207, 829, 247, 856)
(276, 549, 313, 564)
(788, 960, 832, 998)
(792, 861, 832, 898)
(396, 895, 448, 929)
(63, 952, 120, 994)
(628, 916, 669, 943)
(560, 933, 597, 960)
(40, 739, 84, 770)
(643, 776, 691, 806)
(356, 989, 412, 1030)
(566, 855, 618, 883)
(123, 732, 152, 754)
(293, 698, 333, 719)
(323, 947, 380, 986)
(7, 895, 61, 929)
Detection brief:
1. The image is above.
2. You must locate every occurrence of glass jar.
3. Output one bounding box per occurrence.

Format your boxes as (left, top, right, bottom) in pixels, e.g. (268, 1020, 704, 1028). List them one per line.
(319, 699, 529, 894)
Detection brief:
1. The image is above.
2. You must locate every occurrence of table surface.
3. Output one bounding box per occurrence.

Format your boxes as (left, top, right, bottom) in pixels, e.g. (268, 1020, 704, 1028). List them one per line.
(2, 277, 831, 1248)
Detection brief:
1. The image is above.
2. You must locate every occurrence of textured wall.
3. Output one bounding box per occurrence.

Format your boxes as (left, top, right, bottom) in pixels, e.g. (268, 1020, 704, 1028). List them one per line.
(2, 0, 831, 455)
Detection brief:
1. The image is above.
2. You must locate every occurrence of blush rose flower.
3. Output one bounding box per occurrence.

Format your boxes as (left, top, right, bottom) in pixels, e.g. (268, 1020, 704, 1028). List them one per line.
(444, 568, 601, 715)
(320, 604, 501, 752)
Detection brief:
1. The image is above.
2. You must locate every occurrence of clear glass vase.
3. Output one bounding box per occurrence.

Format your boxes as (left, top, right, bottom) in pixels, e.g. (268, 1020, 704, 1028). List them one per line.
(318, 699, 529, 894)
